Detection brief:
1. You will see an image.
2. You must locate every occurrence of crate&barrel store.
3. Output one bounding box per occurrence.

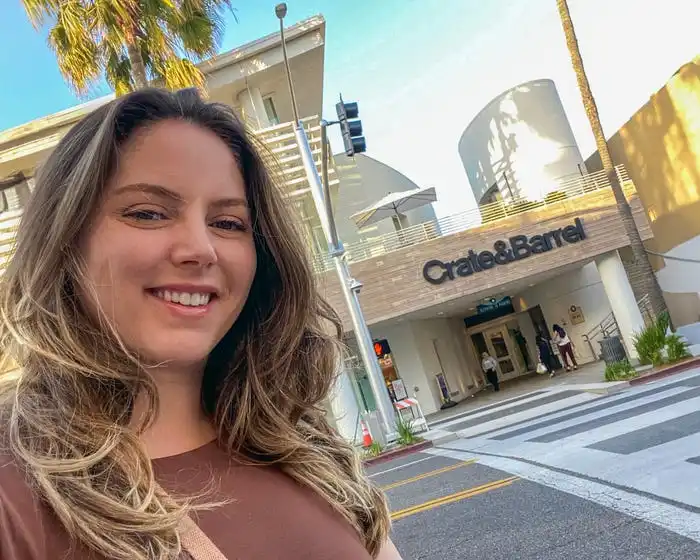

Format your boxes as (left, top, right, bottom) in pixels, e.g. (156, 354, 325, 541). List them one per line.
(339, 214, 651, 417)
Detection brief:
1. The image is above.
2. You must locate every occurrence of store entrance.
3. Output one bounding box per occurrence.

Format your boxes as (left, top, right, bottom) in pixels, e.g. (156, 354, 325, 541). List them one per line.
(484, 327, 518, 375)
(467, 305, 542, 384)
(471, 321, 530, 379)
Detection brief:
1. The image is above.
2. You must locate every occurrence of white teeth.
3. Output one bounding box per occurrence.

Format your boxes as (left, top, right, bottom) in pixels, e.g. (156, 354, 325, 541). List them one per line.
(154, 290, 211, 307)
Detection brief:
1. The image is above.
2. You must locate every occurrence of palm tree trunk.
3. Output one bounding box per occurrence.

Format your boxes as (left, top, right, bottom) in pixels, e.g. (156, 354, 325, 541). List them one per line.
(126, 38, 148, 89)
(556, 0, 668, 320)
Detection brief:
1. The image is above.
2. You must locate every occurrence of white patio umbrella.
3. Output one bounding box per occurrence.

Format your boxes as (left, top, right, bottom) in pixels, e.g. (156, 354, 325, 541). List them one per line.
(351, 187, 437, 229)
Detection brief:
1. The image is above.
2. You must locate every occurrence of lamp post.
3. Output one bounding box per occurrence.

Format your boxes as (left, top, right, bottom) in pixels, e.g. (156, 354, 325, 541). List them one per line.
(275, 4, 397, 442)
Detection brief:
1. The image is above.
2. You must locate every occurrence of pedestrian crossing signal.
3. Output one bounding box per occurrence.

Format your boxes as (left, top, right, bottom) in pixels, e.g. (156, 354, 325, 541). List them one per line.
(373, 339, 391, 358)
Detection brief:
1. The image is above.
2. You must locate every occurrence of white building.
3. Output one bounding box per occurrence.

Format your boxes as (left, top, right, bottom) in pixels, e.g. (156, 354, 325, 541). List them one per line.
(458, 79, 587, 205)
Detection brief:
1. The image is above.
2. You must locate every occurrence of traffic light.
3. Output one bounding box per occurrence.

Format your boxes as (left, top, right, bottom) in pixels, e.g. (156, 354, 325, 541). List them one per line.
(335, 96, 366, 157)
(373, 339, 391, 358)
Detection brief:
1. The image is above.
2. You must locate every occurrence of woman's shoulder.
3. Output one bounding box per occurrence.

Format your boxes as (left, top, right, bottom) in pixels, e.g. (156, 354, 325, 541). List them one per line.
(0, 452, 106, 560)
(155, 443, 372, 559)
(0, 452, 51, 559)
(0, 451, 37, 515)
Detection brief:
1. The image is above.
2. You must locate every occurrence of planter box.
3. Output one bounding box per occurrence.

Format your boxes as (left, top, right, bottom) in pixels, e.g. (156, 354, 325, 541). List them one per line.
(362, 440, 434, 467)
(629, 356, 700, 385)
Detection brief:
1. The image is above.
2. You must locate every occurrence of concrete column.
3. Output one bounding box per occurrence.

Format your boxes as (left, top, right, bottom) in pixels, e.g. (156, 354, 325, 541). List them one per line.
(236, 87, 270, 130)
(595, 250, 647, 361)
(327, 362, 362, 445)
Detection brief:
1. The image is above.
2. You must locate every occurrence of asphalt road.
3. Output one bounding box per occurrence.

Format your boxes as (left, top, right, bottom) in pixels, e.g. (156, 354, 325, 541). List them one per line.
(363, 369, 700, 558)
(369, 449, 700, 558)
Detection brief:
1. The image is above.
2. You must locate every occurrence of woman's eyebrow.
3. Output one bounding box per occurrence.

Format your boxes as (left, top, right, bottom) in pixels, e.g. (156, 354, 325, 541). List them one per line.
(210, 197, 249, 211)
(113, 183, 184, 203)
(113, 183, 249, 211)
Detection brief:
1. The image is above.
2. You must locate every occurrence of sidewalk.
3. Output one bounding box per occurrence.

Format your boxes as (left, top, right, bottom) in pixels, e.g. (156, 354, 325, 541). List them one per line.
(426, 361, 607, 426)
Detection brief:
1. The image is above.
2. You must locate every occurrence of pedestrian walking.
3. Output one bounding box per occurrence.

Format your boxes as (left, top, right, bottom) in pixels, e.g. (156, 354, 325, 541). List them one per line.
(481, 351, 501, 391)
(0, 89, 401, 560)
(552, 324, 578, 371)
(536, 334, 557, 377)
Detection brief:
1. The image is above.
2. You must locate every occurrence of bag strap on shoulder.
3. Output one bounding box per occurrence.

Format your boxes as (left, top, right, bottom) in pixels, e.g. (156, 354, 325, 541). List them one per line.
(179, 515, 228, 560)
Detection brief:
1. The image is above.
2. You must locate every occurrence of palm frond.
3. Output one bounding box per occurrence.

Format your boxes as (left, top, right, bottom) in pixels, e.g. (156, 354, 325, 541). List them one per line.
(21, 0, 61, 28)
(161, 56, 205, 91)
(91, 0, 122, 40)
(139, 15, 178, 80)
(104, 45, 133, 96)
(171, 0, 233, 57)
(23, 0, 234, 95)
(47, 3, 100, 94)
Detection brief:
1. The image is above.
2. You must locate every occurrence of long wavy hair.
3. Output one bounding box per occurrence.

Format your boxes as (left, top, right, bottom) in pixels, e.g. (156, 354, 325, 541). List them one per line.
(0, 88, 389, 559)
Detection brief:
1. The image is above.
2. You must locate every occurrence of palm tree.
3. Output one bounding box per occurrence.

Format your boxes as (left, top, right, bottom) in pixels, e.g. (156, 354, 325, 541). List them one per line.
(556, 0, 667, 319)
(22, 0, 234, 95)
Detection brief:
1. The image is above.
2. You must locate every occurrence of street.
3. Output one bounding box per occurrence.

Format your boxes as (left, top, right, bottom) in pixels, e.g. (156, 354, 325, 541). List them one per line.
(370, 368, 700, 559)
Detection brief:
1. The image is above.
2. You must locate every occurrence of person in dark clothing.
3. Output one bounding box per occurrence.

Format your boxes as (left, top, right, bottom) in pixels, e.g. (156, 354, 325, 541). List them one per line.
(513, 329, 532, 370)
(536, 334, 557, 377)
(553, 324, 578, 371)
(481, 352, 500, 391)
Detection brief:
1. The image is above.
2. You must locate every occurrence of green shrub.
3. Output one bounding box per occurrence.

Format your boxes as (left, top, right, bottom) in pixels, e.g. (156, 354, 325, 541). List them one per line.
(633, 312, 670, 366)
(666, 333, 691, 364)
(395, 414, 418, 446)
(363, 441, 383, 458)
(604, 360, 638, 382)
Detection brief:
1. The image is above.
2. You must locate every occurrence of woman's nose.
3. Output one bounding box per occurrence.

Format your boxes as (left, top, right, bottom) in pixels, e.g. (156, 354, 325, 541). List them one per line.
(170, 219, 217, 267)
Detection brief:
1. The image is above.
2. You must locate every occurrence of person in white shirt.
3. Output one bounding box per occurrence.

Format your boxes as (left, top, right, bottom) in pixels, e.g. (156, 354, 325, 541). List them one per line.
(481, 352, 500, 391)
(552, 324, 578, 371)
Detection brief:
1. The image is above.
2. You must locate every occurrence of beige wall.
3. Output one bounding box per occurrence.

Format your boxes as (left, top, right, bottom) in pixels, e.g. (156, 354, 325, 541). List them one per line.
(370, 317, 481, 415)
(319, 186, 652, 330)
(584, 59, 700, 327)
(516, 263, 611, 363)
(585, 60, 700, 257)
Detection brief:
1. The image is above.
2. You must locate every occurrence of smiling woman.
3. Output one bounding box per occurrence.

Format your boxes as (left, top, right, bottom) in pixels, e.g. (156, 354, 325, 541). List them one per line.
(0, 89, 396, 560)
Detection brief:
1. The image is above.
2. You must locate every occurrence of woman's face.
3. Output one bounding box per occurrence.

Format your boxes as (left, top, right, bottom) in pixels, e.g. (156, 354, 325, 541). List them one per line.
(81, 119, 257, 369)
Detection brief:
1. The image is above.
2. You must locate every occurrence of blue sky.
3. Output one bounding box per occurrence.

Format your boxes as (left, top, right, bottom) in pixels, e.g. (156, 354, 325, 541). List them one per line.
(1, 0, 698, 215)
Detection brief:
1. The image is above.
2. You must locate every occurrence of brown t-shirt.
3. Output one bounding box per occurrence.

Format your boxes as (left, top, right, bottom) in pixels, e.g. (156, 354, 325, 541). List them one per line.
(0, 441, 372, 559)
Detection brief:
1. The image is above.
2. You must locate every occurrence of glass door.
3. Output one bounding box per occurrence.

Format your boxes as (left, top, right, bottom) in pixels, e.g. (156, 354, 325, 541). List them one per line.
(484, 327, 517, 377)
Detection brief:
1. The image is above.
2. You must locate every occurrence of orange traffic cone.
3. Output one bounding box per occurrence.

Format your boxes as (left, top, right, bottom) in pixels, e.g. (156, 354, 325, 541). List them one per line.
(361, 420, 373, 448)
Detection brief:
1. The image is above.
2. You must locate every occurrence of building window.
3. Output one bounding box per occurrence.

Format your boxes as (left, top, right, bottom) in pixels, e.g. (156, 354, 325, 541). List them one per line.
(263, 96, 280, 125)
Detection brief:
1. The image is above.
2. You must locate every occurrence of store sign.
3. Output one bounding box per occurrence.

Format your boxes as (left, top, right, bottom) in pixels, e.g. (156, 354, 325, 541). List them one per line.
(477, 296, 514, 315)
(569, 305, 585, 325)
(422, 218, 586, 286)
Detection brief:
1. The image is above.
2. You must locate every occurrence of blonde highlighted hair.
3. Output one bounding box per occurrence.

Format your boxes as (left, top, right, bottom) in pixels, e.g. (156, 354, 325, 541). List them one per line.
(0, 88, 389, 558)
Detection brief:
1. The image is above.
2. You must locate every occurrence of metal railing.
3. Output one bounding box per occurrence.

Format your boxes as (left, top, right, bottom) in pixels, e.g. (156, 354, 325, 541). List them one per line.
(312, 165, 632, 273)
(0, 155, 631, 280)
(582, 293, 654, 360)
(255, 115, 340, 198)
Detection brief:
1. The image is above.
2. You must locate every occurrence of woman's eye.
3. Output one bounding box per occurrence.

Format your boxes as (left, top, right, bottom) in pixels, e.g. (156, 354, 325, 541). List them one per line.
(125, 209, 167, 221)
(211, 219, 246, 232)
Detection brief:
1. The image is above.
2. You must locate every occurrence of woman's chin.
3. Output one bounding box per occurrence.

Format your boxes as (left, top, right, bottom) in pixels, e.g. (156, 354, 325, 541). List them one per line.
(139, 343, 213, 372)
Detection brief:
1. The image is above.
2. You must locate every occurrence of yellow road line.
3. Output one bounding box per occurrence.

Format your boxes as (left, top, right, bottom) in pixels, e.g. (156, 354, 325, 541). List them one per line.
(391, 476, 518, 521)
(381, 459, 478, 491)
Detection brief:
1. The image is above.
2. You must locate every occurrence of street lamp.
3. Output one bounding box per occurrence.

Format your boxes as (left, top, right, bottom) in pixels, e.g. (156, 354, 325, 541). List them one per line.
(274, 4, 397, 442)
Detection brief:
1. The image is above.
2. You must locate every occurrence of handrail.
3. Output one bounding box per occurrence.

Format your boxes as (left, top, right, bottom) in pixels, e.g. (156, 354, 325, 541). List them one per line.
(312, 165, 632, 273)
(582, 293, 654, 360)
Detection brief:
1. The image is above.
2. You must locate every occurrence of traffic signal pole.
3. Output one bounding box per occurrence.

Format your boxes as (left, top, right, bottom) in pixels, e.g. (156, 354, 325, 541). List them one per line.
(319, 121, 398, 443)
(276, 4, 397, 442)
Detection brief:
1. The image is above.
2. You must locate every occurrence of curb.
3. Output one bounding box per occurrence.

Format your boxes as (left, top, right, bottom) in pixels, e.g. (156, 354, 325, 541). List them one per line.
(576, 382, 630, 395)
(362, 440, 434, 466)
(628, 357, 700, 385)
